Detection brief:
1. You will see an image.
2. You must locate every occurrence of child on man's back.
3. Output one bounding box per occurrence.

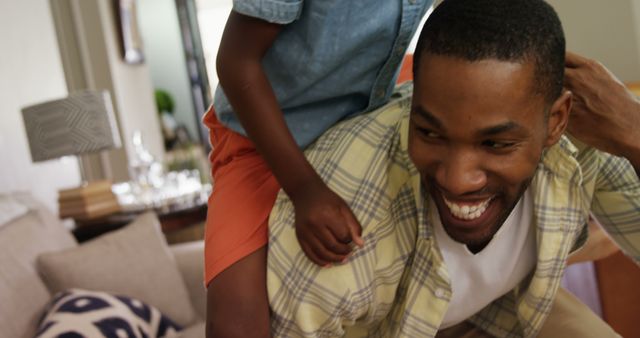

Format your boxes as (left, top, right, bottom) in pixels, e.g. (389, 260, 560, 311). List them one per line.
(203, 1, 433, 336)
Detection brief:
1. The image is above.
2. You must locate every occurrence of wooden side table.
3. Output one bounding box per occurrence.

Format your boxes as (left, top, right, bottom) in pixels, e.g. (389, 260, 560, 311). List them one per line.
(72, 203, 207, 243)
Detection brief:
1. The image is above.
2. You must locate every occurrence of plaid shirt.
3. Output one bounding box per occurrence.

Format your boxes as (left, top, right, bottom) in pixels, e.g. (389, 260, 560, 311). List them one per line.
(267, 83, 640, 338)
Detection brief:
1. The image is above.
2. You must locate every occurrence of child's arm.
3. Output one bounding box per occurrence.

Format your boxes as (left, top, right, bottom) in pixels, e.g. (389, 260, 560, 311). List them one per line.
(217, 12, 364, 266)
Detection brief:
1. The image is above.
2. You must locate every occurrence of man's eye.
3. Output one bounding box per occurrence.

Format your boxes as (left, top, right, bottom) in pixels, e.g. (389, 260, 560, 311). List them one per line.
(419, 128, 441, 139)
(482, 140, 515, 149)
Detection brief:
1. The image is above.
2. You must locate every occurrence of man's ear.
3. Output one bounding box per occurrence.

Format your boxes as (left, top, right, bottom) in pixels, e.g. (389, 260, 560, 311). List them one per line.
(544, 90, 572, 147)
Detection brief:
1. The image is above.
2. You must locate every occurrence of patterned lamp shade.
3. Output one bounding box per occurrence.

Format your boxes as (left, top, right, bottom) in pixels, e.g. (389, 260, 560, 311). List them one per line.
(22, 90, 122, 162)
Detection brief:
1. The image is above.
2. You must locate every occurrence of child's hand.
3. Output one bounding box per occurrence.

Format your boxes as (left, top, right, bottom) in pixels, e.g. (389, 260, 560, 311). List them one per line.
(291, 182, 364, 267)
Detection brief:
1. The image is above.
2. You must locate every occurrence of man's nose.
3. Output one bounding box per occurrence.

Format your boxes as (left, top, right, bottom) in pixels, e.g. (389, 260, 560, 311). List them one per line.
(435, 149, 487, 196)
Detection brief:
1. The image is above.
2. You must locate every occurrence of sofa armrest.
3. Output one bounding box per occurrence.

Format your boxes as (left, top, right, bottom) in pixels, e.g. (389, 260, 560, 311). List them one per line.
(170, 240, 206, 321)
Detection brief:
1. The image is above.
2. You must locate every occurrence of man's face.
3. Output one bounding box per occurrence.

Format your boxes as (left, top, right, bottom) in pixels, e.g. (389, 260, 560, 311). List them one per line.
(409, 54, 568, 251)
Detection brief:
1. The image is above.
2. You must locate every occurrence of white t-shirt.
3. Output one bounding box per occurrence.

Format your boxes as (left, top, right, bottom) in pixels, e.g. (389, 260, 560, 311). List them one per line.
(433, 189, 536, 329)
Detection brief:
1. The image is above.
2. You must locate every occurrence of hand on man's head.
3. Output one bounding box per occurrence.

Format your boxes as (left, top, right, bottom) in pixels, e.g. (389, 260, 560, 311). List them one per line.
(564, 51, 640, 158)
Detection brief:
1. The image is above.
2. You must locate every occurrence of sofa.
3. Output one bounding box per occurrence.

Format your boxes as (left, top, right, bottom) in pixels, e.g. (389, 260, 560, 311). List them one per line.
(0, 192, 206, 338)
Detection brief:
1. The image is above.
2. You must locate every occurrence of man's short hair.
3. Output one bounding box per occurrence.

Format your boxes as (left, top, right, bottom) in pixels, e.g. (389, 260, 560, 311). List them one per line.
(413, 0, 565, 104)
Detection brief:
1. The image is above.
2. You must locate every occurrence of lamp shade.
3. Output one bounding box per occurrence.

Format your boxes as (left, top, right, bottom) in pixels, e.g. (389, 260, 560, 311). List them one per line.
(22, 90, 122, 162)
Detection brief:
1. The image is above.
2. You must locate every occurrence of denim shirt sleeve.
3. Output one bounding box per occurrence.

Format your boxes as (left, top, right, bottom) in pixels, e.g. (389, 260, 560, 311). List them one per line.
(233, 0, 303, 24)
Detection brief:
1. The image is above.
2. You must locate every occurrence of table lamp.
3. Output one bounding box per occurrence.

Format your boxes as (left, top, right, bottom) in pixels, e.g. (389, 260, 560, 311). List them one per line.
(22, 90, 123, 219)
(21, 89, 122, 179)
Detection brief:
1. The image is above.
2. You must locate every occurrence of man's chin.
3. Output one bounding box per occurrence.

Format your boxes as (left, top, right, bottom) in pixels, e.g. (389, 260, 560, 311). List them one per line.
(442, 225, 496, 250)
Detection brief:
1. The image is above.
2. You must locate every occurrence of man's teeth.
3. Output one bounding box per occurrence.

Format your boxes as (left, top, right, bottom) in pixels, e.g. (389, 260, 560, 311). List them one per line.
(443, 197, 492, 220)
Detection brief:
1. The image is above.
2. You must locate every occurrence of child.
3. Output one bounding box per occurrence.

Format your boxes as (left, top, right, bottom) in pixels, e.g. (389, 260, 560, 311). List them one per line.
(203, 1, 433, 336)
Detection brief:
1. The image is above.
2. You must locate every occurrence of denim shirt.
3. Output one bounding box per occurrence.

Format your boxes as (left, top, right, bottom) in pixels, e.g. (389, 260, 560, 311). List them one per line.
(214, 0, 433, 148)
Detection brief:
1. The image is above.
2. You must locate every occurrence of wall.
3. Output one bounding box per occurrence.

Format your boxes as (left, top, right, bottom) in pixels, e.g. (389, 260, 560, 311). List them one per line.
(97, 0, 165, 164)
(138, 0, 199, 141)
(634, 0, 640, 70)
(194, 0, 232, 93)
(51, 0, 165, 181)
(0, 0, 166, 214)
(548, 0, 640, 83)
(0, 0, 81, 213)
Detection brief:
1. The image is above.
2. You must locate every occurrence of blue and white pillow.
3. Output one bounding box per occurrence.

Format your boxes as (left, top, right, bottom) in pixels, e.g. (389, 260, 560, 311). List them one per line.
(36, 289, 182, 338)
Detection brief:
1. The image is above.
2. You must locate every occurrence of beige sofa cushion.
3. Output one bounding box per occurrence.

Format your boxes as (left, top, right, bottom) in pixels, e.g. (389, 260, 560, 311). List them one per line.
(178, 321, 205, 338)
(0, 193, 77, 338)
(37, 212, 197, 327)
(170, 241, 206, 320)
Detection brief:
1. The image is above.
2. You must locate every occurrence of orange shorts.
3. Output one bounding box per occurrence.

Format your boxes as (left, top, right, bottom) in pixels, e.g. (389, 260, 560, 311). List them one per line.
(203, 107, 280, 286)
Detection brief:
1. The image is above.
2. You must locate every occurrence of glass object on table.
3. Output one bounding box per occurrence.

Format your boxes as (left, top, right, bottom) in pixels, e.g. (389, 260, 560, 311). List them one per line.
(129, 130, 163, 188)
(113, 169, 210, 214)
(117, 130, 211, 214)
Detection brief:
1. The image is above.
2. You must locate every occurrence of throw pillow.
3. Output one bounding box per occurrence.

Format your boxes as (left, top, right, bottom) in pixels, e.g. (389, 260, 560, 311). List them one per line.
(37, 212, 197, 326)
(36, 288, 181, 338)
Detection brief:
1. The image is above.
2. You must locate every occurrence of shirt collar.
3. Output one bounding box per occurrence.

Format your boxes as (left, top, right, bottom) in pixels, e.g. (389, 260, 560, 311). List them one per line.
(538, 135, 583, 186)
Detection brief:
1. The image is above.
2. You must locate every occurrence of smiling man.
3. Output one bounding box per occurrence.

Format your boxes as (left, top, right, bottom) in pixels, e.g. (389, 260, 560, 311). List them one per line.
(266, 0, 640, 337)
(410, 56, 552, 255)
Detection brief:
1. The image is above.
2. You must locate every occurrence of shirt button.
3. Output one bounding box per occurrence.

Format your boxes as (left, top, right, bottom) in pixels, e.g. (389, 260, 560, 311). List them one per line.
(435, 288, 446, 298)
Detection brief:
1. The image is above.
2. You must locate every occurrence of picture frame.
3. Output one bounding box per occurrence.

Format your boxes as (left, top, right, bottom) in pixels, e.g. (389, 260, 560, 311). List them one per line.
(114, 0, 144, 64)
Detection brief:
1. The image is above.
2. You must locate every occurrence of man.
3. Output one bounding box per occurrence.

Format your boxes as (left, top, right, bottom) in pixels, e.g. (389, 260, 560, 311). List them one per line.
(267, 0, 640, 337)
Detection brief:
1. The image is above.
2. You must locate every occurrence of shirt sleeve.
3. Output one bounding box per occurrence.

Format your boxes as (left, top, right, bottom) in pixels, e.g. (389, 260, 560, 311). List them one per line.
(591, 151, 640, 263)
(232, 0, 303, 24)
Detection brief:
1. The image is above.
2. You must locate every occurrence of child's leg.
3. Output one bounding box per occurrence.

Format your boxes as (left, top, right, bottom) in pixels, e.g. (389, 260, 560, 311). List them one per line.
(205, 170, 277, 337)
(207, 246, 269, 338)
(203, 108, 280, 337)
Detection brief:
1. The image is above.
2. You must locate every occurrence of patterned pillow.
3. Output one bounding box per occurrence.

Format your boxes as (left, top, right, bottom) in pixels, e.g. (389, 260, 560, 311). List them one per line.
(35, 289, 182, 338)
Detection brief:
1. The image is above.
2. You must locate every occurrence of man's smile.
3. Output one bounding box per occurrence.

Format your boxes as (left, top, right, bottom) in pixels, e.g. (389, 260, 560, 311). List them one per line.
(442, 196, 494, 220)
(434, 189, 501, 233)
(429, 185, 509, 250)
